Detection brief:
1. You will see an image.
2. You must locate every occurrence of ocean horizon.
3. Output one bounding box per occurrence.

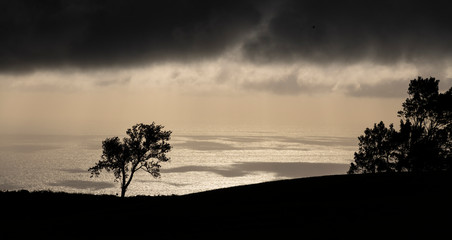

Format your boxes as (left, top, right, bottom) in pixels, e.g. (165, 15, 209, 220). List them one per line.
(0, 127, 356, 196)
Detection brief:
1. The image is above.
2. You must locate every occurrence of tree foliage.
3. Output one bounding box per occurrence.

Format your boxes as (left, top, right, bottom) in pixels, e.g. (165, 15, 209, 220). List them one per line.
(348, 122, 398, 174)
(349, 77, 452, 174)
(89, 123, 172, 197)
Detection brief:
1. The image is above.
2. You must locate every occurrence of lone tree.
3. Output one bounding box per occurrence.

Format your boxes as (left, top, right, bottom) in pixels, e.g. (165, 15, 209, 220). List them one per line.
(348, 77, 452, 174)
(89, 123, 172, 197)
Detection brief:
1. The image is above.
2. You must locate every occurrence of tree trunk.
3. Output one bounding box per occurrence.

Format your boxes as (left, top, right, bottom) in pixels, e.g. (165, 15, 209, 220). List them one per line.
(121, 167, 127, 198)
(121, 163, 139, 198)
(120, 185, 127, 198)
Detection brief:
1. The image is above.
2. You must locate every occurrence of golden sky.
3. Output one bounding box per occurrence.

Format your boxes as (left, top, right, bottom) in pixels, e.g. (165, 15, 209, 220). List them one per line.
(3, 58, 446, 135)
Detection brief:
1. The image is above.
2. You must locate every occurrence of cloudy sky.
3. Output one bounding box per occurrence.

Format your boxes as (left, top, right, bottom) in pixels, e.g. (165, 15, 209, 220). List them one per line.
(1, 0, 452, 135)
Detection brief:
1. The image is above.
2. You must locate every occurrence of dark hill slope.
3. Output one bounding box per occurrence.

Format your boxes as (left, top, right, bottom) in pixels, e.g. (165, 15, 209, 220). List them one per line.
(1, 172, 451, 238)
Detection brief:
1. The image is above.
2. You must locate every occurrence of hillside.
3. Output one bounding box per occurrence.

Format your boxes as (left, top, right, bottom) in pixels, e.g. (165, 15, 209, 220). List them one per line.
(1, 172, 451, 238)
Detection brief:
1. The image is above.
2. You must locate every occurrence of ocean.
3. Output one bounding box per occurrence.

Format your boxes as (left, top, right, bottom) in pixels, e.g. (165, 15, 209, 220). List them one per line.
(0, 127, 357, 196)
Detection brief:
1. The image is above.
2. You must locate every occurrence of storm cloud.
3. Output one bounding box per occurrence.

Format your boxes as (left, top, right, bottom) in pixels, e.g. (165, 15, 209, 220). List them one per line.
(243, 0, 452, 65)
(0, 0, 261, 73)
(1, 0, 452, 73)
(345, 79, 411, 98)
(243, 72, 333, 95)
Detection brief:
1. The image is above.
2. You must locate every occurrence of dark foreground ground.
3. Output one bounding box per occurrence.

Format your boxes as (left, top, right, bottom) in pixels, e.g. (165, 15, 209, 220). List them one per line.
(1, 172, 451, 238)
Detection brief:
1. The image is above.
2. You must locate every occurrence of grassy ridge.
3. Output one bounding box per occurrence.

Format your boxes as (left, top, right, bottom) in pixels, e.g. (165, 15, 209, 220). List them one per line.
(1, 172, 451, 238)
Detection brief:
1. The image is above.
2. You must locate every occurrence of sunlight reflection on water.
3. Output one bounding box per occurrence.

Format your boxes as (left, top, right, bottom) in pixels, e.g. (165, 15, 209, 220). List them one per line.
(0, 129, 355, 196)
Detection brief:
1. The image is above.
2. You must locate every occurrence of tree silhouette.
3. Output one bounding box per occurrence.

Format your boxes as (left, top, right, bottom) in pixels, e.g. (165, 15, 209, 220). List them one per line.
(348, 122, 398, 174)
(89, 123, 172, 197)
(397, 77, 452, 171)
(349, 77, 452, 174)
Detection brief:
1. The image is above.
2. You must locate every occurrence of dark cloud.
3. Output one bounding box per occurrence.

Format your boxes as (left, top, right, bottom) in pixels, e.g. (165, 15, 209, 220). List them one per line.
(95, 76, 131, 87)
(0, 0, 261, 73)
(244, 74, 304, 95)
(346, 77, 452, 98)
(2, 0, 451, 74)
(345, 79, 411, 98)
(242, 0, 452, 65)
(243, 73, 333, 95)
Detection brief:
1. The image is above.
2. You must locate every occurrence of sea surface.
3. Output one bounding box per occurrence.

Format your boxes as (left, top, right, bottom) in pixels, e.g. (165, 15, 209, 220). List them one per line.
(0, 127, 357, 196)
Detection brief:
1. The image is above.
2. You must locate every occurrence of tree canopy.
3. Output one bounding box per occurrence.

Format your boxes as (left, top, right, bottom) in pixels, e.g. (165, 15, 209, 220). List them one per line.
(348, 77, 452, 174)
(89, 123, 172, 197)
